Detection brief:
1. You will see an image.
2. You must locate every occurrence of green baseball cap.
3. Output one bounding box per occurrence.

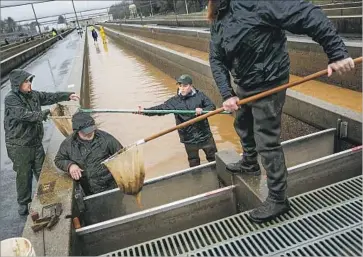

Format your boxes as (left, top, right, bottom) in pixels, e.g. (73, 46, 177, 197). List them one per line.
(176, 74, 192, 85)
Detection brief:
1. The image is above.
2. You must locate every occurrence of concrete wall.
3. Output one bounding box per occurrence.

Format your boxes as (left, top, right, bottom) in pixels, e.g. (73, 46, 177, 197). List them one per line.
(328, 15, 363, 34)
(1, 29, 74, 77)
(102, 27, 361, 143)
(324, 7, 362, 16)
(1, 38, 45, 60)
(318, 1, 362, 9)
(104, 24, 362, 92)
(117, 15, 362, 35)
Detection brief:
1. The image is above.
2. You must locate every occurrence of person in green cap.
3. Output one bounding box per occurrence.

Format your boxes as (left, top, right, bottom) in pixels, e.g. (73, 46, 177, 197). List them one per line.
(4, 68, 79, 215)
(138, 74, 218, 167)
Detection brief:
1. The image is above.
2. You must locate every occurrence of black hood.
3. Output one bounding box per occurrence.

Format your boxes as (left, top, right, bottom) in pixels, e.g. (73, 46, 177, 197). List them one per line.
(9, 69, 34, 93)
(211, 0, 230, 20)
(72, 112, 95, 132)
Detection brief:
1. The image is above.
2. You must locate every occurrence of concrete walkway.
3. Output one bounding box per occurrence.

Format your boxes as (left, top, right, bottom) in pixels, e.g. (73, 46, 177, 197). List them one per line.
(0, 31, 82, 241)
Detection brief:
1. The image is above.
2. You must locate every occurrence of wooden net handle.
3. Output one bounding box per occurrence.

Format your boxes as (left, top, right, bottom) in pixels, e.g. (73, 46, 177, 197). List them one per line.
(144, 57, 362, 143)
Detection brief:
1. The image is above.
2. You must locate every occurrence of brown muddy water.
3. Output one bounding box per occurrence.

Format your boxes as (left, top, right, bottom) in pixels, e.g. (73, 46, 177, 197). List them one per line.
(87, 34, 241, 179)
(127, 33, 362, 113)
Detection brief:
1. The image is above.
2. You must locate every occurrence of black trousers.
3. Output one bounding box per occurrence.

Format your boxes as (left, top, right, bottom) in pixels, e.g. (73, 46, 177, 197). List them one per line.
(6, 145, 45, 205)
(184, 137, 218, 167)
(234, 89, 288, 199)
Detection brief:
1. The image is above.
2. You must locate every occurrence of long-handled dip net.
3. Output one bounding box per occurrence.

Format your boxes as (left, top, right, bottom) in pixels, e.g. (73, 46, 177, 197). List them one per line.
(102, 144, 145, 207)
(50, 104, 74, 137)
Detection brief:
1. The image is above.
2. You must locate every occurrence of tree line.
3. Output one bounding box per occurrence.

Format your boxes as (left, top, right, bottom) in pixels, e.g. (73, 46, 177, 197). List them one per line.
(0, 15, 66, 34)
(108, 0, 208, 20)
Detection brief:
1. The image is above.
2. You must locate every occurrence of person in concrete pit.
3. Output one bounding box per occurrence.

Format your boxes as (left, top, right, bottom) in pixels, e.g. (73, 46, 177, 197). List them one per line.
(4, 68, 80, 215)
(54, 112, 123, 196)
(207, 0, 356, 224)
(138, 74, 218, 168)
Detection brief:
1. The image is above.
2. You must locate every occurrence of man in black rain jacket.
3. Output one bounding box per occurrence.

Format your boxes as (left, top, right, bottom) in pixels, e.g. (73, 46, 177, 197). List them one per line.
(54, 112, 123, 195)
(208, 0, 355, 223)
(4, 68, 79, 215)
(138, 74, 218, 167)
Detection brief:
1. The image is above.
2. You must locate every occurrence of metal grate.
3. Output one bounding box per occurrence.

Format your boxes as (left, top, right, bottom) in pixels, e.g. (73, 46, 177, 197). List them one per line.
(281, 225, 362, 256)
(103, 176, 362, 257)
(190, 199, 362, 256)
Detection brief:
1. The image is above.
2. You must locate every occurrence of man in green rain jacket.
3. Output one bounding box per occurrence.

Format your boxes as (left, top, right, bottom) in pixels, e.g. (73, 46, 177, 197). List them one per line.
(4, 68, 79, 215)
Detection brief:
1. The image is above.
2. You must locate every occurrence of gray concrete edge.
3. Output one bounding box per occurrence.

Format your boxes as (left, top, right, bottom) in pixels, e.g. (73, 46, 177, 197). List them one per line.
(1, 29, 74, 78)
(117, 15, 362, 34)
(21, 32, 86, 256)
(284, 89, 362, 143)
(105, 27, 362, 144)
(115, 23, 361, 46)
(104, 23, 362, 92)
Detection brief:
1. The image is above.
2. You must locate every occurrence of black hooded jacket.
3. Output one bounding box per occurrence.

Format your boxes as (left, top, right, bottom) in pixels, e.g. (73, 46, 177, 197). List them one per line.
(4, 69, 74, 147)
(209, 0, 350, 99)
(144, 88, 216, 144)
(54, 112, 123, 194)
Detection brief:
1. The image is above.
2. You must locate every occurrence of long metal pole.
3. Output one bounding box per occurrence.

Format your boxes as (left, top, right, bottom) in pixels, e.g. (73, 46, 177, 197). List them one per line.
(71, 0, 80, 28)
(184, 0, 189, 14)
(149, 0, 154, 16)
(173, 0, 179, 25)
(31, 4, 42, 35)
(107, 8, 112, 20)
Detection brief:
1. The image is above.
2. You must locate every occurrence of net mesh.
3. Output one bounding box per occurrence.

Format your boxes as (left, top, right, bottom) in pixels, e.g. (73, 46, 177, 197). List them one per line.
(50, 104, 75, 137)
(103, 144, 145, 196)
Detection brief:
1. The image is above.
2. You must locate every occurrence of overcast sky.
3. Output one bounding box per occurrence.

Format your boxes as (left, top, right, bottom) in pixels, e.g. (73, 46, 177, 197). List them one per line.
(1, 1, 122, 23)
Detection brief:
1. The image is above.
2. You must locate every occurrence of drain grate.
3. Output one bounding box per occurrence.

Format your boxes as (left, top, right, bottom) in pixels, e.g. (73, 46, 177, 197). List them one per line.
(190, 199, 362, 256)
(104, 176, 362, 257)
(281, 225, 362, 256)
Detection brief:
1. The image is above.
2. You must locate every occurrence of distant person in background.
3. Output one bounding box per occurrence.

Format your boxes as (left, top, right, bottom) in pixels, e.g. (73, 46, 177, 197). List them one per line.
(99, 26, 106, 44)
(91, 29, 98, 43)
(51, 28, 63, 40)
(51, 28, 58, 36)
(77, 27, 83, 38)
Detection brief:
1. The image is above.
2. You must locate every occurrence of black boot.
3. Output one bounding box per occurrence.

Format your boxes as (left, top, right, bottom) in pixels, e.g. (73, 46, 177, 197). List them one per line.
(18, 204, 29, 216)
(248, 196, 290, 224)
(226, 155, 261, 176)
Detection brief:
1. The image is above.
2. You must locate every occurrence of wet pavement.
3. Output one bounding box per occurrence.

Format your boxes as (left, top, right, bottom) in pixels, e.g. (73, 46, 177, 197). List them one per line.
(0, 31, 82, 241)
(87, 29, 241, 179)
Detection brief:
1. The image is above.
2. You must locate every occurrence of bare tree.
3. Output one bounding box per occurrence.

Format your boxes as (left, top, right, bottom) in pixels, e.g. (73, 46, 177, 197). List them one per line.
(6, 17, 16, 33)
(29, 21, 38, 32)
(58, 15, 66, 24)
(0, 20, 6, 33)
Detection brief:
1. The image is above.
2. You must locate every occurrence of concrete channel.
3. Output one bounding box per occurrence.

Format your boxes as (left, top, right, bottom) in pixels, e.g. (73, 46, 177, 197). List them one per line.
(1, 29, 74, 82)
(100, 24, 362, 144)
(1, 38, 45, 60)
(117, 14, 362, 35)
(13, 20, 362, 256)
